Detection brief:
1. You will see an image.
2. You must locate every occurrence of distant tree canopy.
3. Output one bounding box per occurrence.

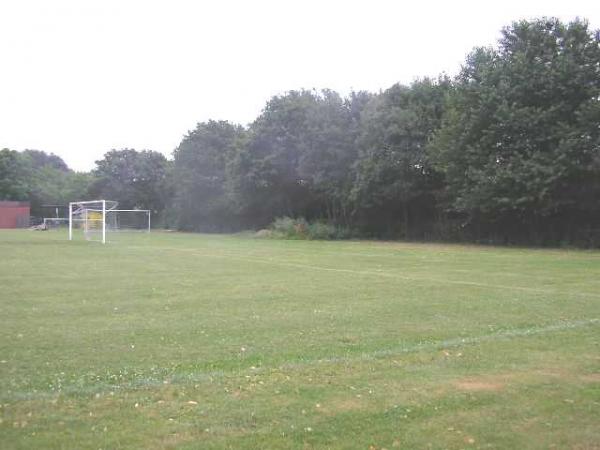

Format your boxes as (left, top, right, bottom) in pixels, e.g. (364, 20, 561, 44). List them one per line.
(2, 18, 598, 245)
(172, 121, 244, 231)
(227, 89, 365, 227)
(89, 149, 172, 221)
(0, 148, 92, 218)
(0, 149, 31, 201)
(0, 148, 171, 222)
(352, 78, 450, 237)
(22, 149, 70, 172)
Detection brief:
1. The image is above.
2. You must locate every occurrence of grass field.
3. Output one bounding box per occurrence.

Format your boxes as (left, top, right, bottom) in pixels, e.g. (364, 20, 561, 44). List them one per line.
(1, 230, 599, 449)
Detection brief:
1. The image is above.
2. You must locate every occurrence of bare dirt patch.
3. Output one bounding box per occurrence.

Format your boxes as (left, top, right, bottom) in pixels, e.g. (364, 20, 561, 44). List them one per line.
(580, 373, 600, 383)
(320, 397, 369, 416)
(454, 379, 505, 392)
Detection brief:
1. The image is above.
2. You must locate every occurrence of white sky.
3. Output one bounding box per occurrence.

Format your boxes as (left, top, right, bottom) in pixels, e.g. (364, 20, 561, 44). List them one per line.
(1, 0, 598, 171)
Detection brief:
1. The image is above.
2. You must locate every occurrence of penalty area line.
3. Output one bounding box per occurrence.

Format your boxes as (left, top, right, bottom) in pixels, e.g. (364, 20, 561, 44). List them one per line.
(136, 245, 600, 299)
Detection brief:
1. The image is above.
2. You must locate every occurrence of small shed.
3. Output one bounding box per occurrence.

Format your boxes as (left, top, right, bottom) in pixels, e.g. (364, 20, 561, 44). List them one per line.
(0, 201, 30, 228)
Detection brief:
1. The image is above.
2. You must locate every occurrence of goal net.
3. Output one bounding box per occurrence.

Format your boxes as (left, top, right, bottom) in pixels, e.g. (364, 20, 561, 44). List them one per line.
(69, 200, 150, 243)
(43, 217, 69, 230)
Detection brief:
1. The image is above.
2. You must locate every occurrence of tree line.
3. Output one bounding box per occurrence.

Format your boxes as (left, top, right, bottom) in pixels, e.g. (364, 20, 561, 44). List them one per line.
(1, 18, 599, 246)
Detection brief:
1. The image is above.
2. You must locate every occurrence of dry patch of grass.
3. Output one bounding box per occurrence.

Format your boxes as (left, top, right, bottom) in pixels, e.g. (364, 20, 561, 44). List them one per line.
(452, 364, 598, 393)
(319, 396, 368, 416)
(579, 373, 600, 383)
(454, 379, 505, 392)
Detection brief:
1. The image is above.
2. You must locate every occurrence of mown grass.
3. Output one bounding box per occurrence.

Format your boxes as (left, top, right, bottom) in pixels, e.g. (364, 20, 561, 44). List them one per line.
(0, 230, 599, 449)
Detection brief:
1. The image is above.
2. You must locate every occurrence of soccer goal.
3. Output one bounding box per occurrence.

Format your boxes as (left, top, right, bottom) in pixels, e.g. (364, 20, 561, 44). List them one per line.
(43, 217, 70, 230)
(69, 200, 151, 244)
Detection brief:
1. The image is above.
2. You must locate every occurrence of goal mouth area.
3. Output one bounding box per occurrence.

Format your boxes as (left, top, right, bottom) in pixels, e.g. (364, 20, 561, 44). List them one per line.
(68, 200, 151, 243)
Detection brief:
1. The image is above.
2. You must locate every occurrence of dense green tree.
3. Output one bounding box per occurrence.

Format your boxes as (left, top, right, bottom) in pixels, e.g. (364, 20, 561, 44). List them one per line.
(23, 151, 91, 217)
(293, 90, 366, 223)
(0, 148, 32, 201)
(29, 167, 95, 217)
(90, 149, 172, 219)
(429, 18, 600, 244)
(0, 149, 95, 219)
(228, 90, 321, 225)
(172, 121, 245, 231)
(351, 78, 450, 237)
(22, 149, 70, 172)
(228, 89, 361, 226)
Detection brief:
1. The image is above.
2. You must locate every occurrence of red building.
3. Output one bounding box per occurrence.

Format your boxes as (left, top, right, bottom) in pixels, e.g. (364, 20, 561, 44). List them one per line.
(0, 201, 30, 228)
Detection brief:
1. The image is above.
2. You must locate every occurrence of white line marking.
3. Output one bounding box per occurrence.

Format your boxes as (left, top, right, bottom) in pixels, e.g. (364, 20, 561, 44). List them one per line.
(136, 245, 600, 299)
(284, 318, 600, 367)
(4, 318, 598, 400)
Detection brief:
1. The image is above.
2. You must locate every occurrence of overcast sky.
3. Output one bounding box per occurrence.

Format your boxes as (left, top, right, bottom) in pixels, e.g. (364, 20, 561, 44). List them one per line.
(1, 0, 598, 171)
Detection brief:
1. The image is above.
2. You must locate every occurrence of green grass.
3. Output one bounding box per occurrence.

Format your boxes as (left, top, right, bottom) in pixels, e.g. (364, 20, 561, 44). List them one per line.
(1, 230, 599, 449)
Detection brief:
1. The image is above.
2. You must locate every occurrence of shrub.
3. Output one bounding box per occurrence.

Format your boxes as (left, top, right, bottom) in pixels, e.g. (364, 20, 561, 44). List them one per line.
(254, 229, 273, 238)
(271, 216, 305, 238)
(268, 217, 352, 240)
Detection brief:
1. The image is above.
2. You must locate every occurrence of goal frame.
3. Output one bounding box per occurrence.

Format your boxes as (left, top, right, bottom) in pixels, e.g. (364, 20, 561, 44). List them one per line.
(43, 217, 69, 228)
(69, 200, 151, 244)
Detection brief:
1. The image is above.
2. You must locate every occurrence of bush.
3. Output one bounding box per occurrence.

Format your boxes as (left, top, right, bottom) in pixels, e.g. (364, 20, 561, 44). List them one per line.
(254, 229, 273, 238)
(307, 221, 334, 239)
(267, 217, 351, 240)
(271, 216, 305, 238)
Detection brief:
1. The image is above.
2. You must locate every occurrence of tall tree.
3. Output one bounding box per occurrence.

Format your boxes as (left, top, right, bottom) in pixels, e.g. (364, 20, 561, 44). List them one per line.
(0, 149, 95, 218)
(228, 89, 361, 226)
(429, 18, 600, 244)
(172, 121, 245, 231)
(351, 78, 450, 237)
(22, 149, 70, 172)
(90, 149, 172, 218)
(0, 149, 31, 201)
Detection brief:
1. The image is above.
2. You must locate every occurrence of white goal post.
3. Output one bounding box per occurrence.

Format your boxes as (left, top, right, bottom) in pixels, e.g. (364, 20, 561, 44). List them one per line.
(69, 200, 151, 244)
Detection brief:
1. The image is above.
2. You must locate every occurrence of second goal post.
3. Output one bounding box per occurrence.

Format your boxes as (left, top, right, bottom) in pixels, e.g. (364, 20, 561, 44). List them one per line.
(69, 200, 151, 244)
